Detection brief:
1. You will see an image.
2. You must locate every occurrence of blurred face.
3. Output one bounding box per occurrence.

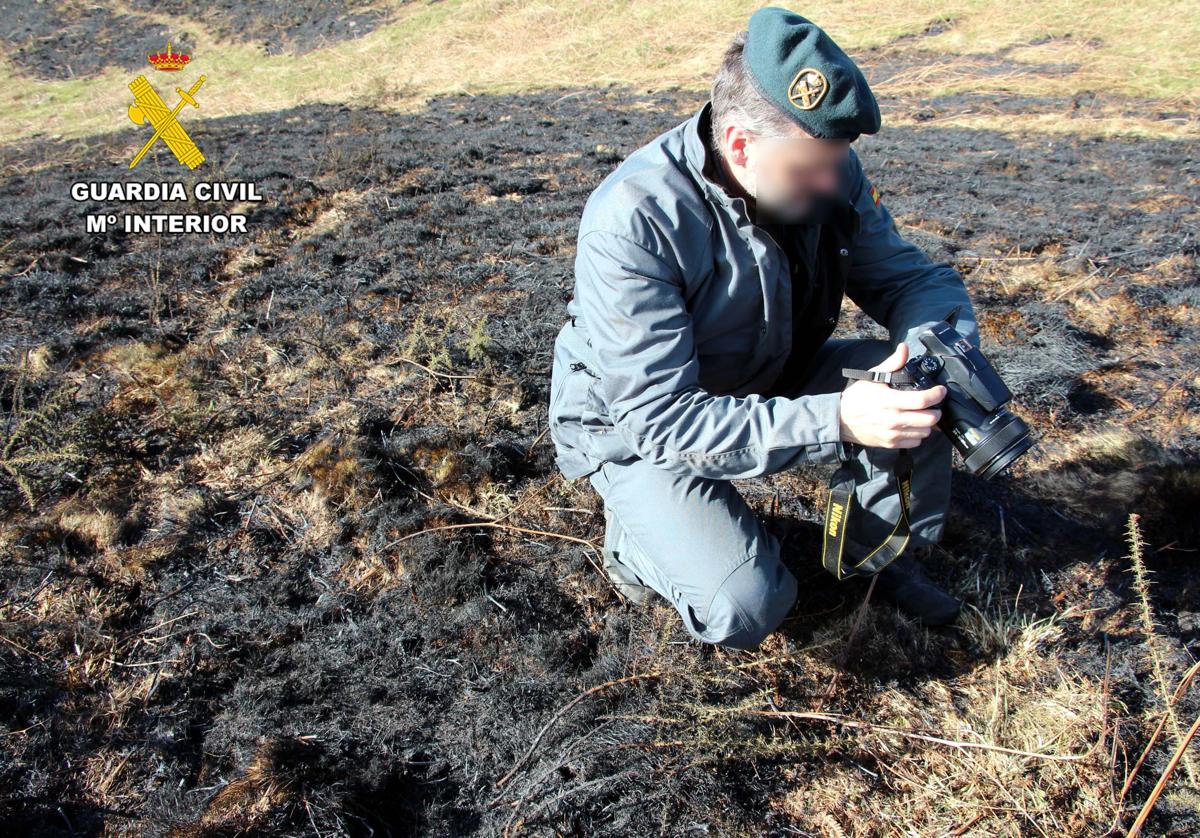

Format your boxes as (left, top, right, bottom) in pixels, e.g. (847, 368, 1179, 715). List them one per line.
(721, 122, 850, 223)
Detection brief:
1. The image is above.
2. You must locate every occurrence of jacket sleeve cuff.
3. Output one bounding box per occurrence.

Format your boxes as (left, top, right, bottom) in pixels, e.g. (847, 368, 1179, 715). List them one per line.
(778, 390, 850, 466)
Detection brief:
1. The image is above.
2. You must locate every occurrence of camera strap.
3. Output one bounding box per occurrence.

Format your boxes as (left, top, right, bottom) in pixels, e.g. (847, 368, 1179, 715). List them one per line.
(821, 442, 914, 581)
(841, 367, 920, 387)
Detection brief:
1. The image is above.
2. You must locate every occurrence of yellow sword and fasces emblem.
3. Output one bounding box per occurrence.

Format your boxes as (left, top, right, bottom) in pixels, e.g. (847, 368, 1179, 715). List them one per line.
(787, 67, 828, 111)
(127, 74, 206, 169)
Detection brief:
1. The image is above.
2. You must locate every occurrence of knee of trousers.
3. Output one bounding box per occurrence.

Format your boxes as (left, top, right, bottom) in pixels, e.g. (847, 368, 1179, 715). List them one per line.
(698, 554, 798, 651)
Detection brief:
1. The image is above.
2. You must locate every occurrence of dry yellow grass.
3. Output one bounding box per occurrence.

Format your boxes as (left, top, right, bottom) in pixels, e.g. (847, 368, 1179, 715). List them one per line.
(0, 0, 1197, 146)
(598, 596, 1121, 834)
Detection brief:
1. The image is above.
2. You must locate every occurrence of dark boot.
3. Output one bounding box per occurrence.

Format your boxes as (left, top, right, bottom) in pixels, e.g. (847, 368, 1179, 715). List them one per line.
(872, 547, 961, 626)
(601, 507, 660, 606)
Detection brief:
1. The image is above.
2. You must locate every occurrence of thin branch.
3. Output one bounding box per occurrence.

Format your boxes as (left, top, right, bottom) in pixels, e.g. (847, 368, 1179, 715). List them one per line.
(494, 672, 660, 790)
(1127, 364, 1200, 421)
(395, 356, 477, 380)
(744, 709, 1101, 763)
(389, 520, 598, 553)
(1118, 657, 1200, 801)
(1127, 710, 1200, 837)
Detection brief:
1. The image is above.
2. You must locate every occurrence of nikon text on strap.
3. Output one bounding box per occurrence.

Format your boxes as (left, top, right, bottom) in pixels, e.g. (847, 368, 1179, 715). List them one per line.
(821, 444, 913, 580)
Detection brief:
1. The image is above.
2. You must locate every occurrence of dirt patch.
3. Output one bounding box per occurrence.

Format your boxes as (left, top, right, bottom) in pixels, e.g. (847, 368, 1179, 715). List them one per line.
(1, 84, 1198, 836)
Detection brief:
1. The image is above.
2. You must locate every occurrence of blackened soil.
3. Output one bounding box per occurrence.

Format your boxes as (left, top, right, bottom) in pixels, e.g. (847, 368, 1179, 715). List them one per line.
(0, 0, 390, 80)
(125, 0, 390, 56)
(0, 84, 1198, 836)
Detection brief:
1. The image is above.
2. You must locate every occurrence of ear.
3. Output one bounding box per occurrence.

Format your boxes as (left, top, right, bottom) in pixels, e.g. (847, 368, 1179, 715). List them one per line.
(724, 124, 752, 167)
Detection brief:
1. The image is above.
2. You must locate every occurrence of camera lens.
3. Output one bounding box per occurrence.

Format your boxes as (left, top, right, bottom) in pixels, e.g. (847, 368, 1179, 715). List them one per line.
(956, 409, 1034, 479)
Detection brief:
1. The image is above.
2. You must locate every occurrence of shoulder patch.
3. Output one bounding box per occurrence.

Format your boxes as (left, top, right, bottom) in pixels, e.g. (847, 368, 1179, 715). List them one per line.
(869, 184, 881, 206)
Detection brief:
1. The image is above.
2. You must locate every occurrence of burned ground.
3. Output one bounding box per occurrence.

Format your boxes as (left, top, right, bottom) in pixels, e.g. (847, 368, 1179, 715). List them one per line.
(0, 0, 390, 80)
(1, 81, 1199, 837)
(123, 0, 391, 57)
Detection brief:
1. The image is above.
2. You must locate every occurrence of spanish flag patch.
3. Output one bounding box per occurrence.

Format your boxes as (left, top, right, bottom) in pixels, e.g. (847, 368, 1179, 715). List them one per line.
(870, 185, 881, 206)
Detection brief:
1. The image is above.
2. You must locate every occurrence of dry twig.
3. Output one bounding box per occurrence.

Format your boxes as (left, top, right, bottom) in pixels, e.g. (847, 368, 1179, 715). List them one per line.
(494, 672, 661, 791)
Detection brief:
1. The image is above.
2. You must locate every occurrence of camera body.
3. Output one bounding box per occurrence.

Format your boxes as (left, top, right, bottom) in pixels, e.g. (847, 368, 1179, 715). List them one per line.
(891, 319, 1034, 479)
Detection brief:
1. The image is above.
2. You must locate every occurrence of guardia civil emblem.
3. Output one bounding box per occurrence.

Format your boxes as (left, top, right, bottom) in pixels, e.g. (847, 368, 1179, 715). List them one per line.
(787, 67, 828, 111)
(127, 41, 206, 170)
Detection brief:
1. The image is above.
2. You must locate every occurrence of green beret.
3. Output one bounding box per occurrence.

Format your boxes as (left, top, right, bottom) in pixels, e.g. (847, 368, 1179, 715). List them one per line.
(743, 7, 881, 141)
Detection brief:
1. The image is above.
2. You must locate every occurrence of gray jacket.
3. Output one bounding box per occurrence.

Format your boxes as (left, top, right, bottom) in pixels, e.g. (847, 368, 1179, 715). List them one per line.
(548, 100, 978, 482)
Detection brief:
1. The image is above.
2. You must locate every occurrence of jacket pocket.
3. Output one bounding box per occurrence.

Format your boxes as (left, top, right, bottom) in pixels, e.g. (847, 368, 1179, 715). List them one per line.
(549, 358, 629, 464)
(548, 357, 599, 479)
(549, 359, 590, 432)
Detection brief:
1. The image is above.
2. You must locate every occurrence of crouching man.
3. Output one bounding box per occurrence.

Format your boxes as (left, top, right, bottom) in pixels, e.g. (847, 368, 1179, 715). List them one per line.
(547, 8, 982, 650)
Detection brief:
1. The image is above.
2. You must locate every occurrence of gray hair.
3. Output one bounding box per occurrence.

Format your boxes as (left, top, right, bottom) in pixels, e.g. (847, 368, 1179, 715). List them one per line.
(709, 30, 805, 160)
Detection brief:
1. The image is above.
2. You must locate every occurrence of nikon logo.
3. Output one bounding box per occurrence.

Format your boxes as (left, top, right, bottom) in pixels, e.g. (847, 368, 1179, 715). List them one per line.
(827, 502, 845, 536)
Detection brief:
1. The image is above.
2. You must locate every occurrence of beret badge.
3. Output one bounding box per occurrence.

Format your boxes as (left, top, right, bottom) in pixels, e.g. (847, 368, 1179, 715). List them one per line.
(787, 67, 828, 111)
(743, 6, 881, 140)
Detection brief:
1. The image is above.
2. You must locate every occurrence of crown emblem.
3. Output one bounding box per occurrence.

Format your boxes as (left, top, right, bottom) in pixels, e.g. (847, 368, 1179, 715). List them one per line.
(147, 41, 191, 72)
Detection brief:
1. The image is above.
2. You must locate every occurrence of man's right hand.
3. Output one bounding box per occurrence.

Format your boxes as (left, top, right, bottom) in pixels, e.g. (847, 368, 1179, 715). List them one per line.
(838, 343, 946, 449)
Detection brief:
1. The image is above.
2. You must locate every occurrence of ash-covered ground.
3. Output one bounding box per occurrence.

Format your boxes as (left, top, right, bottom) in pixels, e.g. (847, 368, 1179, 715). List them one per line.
(1, 76, 1199, 836)
(0, 0, 390, 79)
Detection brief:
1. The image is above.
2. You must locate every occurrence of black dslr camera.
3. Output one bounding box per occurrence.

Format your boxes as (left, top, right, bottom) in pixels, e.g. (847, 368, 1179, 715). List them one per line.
(844, 311, 1034, 478)
(823, 310, 1032, 579)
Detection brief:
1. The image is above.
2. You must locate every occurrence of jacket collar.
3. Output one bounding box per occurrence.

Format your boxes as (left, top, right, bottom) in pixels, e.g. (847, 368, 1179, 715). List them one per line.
(682, 101, 750, 218)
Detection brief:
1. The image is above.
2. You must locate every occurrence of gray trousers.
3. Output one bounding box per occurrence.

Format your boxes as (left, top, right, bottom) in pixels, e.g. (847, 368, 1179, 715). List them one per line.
(587, 338, 953, 650)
